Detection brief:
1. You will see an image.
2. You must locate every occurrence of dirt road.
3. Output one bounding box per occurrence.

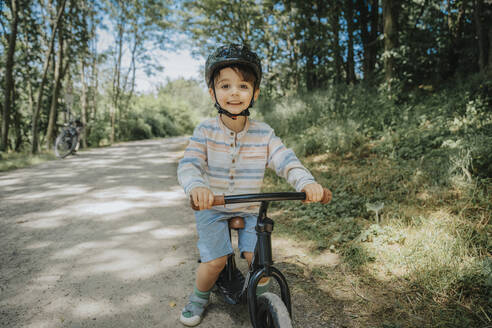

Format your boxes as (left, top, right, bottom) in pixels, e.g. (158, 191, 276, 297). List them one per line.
(0, 138, 341, 328)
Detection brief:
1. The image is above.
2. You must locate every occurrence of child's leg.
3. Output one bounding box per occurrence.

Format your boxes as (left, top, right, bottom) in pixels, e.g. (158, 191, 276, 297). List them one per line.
(180, 210, 233, 326)
(181, 255, 228, 327)
(243, 252, 270, 284)
(195, 255, 227, 291)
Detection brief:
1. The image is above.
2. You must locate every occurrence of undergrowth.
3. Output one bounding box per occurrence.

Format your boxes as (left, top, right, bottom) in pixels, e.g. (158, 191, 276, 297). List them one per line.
(260, 75, 491, 327)
(0, 151, 56, 172)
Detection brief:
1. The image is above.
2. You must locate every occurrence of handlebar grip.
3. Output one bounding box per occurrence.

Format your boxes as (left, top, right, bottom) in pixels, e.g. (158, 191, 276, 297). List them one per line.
(321, 188, 332, 204)
(190, 195, 225, 211)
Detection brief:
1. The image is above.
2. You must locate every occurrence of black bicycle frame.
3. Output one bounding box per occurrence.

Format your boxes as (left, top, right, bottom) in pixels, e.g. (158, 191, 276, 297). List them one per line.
(221, 192, 306, 328)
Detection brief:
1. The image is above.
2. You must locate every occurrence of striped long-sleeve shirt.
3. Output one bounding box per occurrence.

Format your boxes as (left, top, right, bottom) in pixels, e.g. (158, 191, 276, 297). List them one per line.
(177, 116, 316, 213)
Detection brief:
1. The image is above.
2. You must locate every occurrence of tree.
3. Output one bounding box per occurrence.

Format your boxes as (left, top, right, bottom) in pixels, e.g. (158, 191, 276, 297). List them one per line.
(45, 4, 67, 149)
(345, 0, 356, 84)
(106, 0, 171, 144)
(1, 0, 20, 152)
(473, 0, 492, 76)
(356, 0, 380, 81)
(382, 0, 399, 86)
(31, 0, 67, 154)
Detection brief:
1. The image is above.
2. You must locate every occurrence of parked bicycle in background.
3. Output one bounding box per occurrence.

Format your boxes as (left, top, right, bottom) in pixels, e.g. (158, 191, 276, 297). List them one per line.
(54, 107, 84, 159)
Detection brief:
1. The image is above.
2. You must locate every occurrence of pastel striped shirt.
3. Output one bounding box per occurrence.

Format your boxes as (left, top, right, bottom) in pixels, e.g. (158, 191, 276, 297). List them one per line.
(177, 115, 316, 213)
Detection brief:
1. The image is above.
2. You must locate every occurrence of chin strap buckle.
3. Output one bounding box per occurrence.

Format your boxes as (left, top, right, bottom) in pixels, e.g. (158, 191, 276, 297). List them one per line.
(215, 104, 249, 120)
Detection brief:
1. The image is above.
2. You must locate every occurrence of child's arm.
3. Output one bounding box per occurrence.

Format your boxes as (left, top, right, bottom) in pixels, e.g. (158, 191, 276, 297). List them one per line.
(177, 125, 210, 198)
(267, 130, 324, 200)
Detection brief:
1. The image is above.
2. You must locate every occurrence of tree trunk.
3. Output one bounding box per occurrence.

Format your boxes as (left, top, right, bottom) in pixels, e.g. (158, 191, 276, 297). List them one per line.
(473, 0, 486, 75)
(383, 0, 399, 85)
(443, 0, 465, 79)
(488, 27, 492, 77)
(357, 0, 371, 79)
(345, 0, 356, 84)
(80, 60, 88, 148)
(331, 1, 343, 84)
(91, 46, 99, 121)
(368, 0, 379, 79)
(1, 0, 19, 152)
(46, 27, 65, 149)
(12, 87, 22, 151)
(121, 26, 139, 120)
(31, 0, 66, 154)
(111, 18, 124, 145)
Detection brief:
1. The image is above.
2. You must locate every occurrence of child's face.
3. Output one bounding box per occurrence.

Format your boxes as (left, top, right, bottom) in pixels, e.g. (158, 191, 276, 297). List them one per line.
(209, 67, 260, 115)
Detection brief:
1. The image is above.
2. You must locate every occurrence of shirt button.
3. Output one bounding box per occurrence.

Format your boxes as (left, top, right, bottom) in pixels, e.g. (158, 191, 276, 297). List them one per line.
(230, 176, 234, 180)
(230, 132, 234, 136)
(230, 143, 233, 147)
(232, 159, 235, 163)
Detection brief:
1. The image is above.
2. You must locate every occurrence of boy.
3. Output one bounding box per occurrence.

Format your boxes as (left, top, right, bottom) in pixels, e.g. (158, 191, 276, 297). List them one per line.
(177, 44, 327, 326)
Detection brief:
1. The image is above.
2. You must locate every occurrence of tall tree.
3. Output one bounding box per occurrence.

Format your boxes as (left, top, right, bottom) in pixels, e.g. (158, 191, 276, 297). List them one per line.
(345, 0, 356, 84)
(382, 0, 399, 86)
(106, 0, 171, 144)
(1, 0, 20, 152)
(331, 0, 344, 83)
(356, 0, 380, 81)
(45, 11, 66, 149)
(473, 0, 492, 76)
(31, 0, 67, 154)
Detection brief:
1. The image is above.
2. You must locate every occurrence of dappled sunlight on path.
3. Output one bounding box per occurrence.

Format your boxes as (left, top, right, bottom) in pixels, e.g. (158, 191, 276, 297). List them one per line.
(0, 137, 348, 328)
(0, 137, 220, 328)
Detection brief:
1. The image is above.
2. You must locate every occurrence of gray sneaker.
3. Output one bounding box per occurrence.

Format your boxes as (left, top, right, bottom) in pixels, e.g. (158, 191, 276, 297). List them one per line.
(179, 293, 210, 327)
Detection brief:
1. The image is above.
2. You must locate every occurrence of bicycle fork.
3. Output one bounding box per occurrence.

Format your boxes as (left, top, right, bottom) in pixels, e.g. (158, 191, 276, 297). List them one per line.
(247, 201, 292, 327)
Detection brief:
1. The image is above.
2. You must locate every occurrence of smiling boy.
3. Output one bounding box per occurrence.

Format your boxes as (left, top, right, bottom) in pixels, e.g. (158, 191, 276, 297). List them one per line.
(177, 44, 325, 326)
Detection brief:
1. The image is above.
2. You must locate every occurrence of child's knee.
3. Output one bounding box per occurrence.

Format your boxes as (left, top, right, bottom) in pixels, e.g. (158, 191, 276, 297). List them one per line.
(204, 255, 227, 272)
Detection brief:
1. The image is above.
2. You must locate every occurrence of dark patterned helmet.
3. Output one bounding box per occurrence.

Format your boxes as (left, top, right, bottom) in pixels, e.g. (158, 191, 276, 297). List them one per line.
(205, 44, 262, 88)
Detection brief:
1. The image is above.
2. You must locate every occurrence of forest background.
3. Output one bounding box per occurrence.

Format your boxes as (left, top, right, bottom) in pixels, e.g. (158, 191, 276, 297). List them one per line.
(1, 0, 491, 327)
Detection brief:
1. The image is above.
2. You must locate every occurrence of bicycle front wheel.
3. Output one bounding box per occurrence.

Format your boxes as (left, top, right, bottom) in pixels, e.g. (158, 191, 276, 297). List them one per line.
(54, 130, 76, 158)
(256, 292, 293, 328)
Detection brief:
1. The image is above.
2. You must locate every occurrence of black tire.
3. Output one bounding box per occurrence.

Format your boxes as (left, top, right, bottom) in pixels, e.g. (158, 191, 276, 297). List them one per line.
(54, 130, 77, 158)
(256, 292, 293, 328)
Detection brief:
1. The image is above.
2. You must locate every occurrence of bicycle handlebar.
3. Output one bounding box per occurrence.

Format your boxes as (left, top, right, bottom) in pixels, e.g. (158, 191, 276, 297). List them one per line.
(190, 188, 332, 211)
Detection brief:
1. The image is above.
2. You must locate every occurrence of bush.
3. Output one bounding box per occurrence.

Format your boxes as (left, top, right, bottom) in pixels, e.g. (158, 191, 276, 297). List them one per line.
(86, 119, 111, 147)
(119, 117, 152, 140)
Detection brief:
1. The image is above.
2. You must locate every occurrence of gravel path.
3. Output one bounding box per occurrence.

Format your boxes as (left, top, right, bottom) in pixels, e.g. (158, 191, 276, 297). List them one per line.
(0, 137, 341, 328)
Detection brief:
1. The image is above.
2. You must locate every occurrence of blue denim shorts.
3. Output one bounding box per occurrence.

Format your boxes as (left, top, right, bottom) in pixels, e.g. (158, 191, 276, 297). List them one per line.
(194, 209, 258, 263)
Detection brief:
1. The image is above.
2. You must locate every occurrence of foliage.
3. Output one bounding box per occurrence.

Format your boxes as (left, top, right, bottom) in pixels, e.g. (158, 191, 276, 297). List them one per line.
(117, 78, 208, 141)
(259, 73, 490, 327)
(0, 151, 56, 172)
(260, 75, 491, 184)
(85, 119, 111, 146)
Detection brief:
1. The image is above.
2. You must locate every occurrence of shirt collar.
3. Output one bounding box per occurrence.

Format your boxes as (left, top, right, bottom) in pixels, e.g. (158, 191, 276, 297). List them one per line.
(216, 115, 250, 139)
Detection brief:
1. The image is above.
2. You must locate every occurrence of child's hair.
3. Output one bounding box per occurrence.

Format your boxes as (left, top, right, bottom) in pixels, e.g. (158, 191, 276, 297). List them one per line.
(210, 63, 259, 90)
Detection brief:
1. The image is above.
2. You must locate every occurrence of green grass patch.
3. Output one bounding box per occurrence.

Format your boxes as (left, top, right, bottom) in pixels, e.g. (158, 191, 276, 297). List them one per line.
(261, 150, 491, 328)
(0, 151, 56, 172)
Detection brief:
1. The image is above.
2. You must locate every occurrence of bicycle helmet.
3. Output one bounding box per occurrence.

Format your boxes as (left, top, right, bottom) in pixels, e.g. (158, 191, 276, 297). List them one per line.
(205, 44, 262, 119)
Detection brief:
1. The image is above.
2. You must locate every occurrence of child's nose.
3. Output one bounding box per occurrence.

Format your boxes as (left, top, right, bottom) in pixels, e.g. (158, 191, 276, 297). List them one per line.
(230, 86, 240, 95)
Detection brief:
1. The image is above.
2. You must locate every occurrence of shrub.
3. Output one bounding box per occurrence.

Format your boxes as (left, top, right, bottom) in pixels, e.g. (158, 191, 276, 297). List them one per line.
(120, 117, 152, 140)
(86, 119, 111, 147)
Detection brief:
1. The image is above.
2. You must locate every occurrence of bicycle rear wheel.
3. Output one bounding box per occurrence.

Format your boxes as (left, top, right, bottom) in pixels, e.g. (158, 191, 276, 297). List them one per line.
(255, 292, 292, 328)
(54, 130, 77, 158)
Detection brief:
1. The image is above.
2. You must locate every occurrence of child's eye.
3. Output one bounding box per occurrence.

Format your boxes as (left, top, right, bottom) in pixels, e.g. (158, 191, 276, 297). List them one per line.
(220, 84, 229, 89)
(240, 84, 249, 89)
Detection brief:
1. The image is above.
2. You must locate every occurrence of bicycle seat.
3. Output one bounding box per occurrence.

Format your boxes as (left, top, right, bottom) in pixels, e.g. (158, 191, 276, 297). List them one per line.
(228, 217, 245, 230)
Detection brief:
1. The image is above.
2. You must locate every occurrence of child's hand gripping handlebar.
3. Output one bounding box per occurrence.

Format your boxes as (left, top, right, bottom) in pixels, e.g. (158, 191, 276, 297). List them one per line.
(190, 188, 332, 211)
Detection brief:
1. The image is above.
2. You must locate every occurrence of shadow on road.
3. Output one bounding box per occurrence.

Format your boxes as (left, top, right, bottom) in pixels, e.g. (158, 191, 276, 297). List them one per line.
(0, 137, 349, 328)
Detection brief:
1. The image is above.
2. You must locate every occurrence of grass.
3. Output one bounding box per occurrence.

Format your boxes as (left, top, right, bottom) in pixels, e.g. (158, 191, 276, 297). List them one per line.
(0, 151, 57, 172)
(261, 150, 491, 328)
